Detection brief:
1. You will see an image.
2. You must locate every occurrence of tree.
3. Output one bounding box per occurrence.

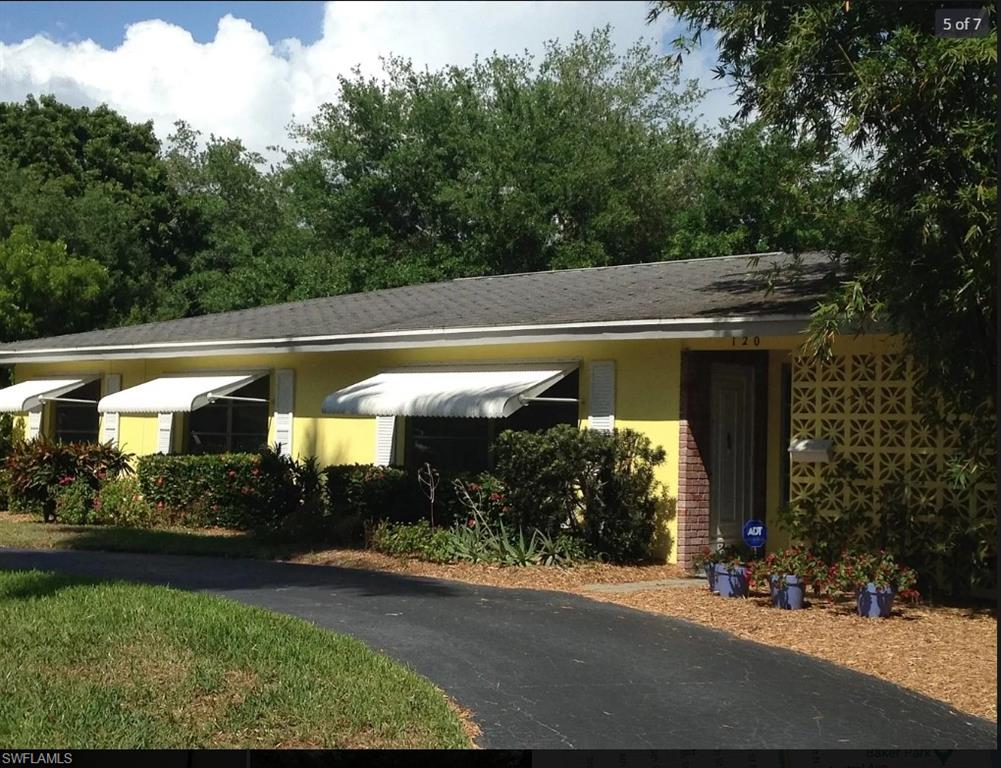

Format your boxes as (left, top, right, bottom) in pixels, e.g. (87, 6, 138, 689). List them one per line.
(664, 119, 862, 259)
(159, 123, 336, 317)
(651, 2, 997, 472)
(284, 27, 705, 292)
(0, 95, 184, 324)
(0, 225, 108, 343)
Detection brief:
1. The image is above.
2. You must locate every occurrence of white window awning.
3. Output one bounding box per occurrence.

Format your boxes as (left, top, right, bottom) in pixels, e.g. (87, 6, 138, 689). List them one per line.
(98, 373, 264, 414)
(321, 365, 578, 418)
(0, 377, 98, 413)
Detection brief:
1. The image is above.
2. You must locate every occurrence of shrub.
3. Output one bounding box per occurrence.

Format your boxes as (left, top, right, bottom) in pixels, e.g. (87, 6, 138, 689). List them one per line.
(93, 476, 153, 528)
(0, 413, 24, 511)
(136, 446, 301, 532)
(369, 520, 455, 563)
(53, 476, 95, 524)
(492, 425, 669, 562)
(325, 465, 418, 524)
(4, 439, 133, 521)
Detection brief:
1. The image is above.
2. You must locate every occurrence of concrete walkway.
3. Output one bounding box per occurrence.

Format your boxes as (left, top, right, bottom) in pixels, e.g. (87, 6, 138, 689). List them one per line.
(0, 548, 995, 749)
(579, 577, 705, 593)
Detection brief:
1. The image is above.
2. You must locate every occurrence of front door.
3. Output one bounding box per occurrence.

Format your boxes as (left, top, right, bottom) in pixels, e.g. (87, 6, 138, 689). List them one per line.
(709, 363, 755, 546)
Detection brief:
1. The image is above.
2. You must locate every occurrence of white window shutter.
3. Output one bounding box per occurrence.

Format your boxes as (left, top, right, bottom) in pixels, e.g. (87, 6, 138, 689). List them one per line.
(156, 413, 174, 454)
(26, 407, 42, 440)
(588, 361, 616, 432)
(101, 374, 122, 445)
(374, 416, 397, 466)
(274, 369, 295, 457)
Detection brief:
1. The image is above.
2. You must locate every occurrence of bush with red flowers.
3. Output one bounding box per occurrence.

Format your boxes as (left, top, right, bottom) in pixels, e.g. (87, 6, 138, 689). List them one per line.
(747, 545, 826, 591)
(827, 549, 919, 598)
(136, 445, 300, 531)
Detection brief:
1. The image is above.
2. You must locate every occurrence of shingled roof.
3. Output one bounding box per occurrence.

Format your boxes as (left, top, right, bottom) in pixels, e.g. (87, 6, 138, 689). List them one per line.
(0, 251, 837, 360)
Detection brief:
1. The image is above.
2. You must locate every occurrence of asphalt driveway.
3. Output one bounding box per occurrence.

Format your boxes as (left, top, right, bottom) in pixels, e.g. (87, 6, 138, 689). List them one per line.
(0, 548, 995, 749)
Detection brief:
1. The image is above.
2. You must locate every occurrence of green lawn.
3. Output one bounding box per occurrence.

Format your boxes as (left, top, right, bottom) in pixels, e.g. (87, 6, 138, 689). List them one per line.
(0, 570, 472, 748)
(0, 515, 299, 560)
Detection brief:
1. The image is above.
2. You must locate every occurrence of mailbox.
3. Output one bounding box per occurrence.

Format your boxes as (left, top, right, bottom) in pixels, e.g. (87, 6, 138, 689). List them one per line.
(788, 438, 833, 463)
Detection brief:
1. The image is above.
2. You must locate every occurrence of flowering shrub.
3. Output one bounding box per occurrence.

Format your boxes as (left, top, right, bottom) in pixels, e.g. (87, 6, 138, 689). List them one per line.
(136, 446, 301, 532)
(93, 476, 153, 528)
(53, 476, 95, 524)
(827, 550, 919, 598)
(4, 439, 133, 520)
(747, 546, 826, 590)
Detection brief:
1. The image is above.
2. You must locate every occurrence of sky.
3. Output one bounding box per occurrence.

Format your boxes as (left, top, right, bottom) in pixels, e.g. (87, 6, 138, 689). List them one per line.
(0, 1, 737, 161)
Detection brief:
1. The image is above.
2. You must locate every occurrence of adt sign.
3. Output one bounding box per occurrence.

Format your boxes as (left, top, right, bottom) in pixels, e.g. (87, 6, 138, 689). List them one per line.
(742, 519, 767, 549)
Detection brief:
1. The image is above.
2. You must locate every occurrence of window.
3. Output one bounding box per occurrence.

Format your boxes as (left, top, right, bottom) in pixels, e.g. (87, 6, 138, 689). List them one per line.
(187, 376, 270, 454)
(404, 369, 579, 472)
(53, 379, 101, 443)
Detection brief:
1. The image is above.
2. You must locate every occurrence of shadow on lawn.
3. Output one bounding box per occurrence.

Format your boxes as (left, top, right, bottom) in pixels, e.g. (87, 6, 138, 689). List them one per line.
(0, 528, 465, 599)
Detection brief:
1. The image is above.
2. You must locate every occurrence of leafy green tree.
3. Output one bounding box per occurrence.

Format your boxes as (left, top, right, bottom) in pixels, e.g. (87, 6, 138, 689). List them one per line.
(0, 225, 108, 342)
(160, 122, 341, 316)
(0, 95, 183, 324)
(285, 28, 705, 292)
(651, 2, 997, 471)
(665, 119, 862, 258)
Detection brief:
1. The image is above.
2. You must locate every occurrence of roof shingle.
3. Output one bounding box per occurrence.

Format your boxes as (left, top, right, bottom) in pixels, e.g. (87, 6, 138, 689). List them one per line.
(0, 251, 836, 355)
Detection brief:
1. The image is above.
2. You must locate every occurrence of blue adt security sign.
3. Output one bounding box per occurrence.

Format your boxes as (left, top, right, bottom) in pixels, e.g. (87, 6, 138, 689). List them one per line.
(742, 519, 767, 549)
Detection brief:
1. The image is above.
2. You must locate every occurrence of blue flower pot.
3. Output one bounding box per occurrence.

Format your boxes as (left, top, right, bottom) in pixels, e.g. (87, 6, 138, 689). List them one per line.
(857, 583, 895, 618)
(770, 575, 805, 610)
(714, 563, 748, 598)
(704, 563, 717, 592)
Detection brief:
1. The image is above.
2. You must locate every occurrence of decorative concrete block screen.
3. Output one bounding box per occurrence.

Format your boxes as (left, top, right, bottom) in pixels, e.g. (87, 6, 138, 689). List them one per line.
(789, 349, 993, 516)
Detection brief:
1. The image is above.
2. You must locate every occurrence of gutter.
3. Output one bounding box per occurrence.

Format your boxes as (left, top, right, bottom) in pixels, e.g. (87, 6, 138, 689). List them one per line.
(0, 315, 811, 364)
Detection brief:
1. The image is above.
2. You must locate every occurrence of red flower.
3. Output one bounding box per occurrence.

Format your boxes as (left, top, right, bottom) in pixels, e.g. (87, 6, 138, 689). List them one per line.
(227, 470, 237, 477)
(467, 518, 476, 527)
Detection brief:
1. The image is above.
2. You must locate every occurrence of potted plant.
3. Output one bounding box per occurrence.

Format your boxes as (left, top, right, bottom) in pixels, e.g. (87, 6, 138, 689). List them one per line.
(829, 550, 918, 618)
(713, 548, 750, 598)
(748, 545, 823, 610)
(691, 546, 717, 591)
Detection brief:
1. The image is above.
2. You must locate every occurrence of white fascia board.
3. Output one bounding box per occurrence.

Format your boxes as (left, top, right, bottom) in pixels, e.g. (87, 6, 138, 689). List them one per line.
(0, 315, 812, 364)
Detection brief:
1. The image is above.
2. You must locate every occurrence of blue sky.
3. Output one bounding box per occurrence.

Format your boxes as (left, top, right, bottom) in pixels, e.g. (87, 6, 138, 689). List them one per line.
(0, 2, 731, 159)
(0, 1, 327, 46)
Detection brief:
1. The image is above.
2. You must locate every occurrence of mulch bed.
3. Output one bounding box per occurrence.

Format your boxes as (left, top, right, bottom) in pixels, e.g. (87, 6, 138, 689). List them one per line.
(289, 548, 687, 590)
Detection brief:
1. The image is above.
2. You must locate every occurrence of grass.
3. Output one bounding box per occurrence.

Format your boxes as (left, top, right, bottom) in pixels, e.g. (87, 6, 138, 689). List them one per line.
(0, 570, 473, 748)
(0, 514, 298, 560)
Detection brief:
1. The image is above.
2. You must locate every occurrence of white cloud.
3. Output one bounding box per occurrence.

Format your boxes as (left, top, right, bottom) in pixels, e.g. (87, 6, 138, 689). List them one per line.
(0, 1, 737, 160)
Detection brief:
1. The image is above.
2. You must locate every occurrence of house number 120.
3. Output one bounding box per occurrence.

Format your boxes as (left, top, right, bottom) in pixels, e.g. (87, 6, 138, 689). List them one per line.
(732, 335, 760, 347)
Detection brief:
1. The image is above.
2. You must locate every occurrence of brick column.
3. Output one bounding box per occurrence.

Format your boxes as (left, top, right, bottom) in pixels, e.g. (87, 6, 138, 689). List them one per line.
(677, 351, 711, 570)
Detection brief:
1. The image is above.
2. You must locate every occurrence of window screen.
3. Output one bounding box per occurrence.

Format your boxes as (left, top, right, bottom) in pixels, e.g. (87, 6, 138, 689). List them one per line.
(188, 376, 270, 454)
(53, 379, 101, 444)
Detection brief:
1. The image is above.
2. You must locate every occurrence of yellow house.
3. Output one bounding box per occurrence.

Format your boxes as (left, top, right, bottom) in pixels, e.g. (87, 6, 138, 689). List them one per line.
(0, 252, 989, 565)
